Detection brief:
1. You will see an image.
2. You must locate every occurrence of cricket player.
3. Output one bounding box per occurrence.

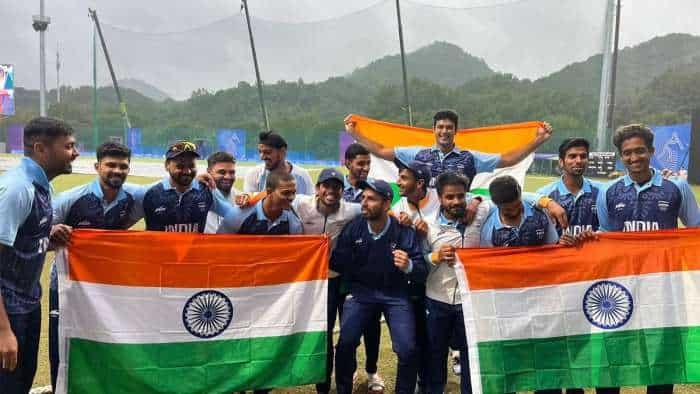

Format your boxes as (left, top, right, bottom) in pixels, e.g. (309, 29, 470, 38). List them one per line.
(0, 117, 79, 393)
(203, 151, 240, 233)
(243, 131, 313, 195)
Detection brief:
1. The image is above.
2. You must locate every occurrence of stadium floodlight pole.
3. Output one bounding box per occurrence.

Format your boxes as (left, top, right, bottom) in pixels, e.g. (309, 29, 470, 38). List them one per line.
(241, 0, 271, 131)
(606, 0, 622, 136)
(89, 8, 131, 143)
(395, 0, 413, 126)
(32, 0, 51, 116)
(56, 44, 60, 104)
(595, 0, 616, 152)
(92, 23, 99, 150)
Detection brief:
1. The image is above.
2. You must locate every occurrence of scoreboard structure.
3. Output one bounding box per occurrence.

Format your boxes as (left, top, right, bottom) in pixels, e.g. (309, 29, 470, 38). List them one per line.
(585, 152, 616, 177)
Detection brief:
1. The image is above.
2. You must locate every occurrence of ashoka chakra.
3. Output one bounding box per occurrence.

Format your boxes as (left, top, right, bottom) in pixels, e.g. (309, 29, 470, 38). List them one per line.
(182, 290, 233, 338)
(582, 280, 633, 329)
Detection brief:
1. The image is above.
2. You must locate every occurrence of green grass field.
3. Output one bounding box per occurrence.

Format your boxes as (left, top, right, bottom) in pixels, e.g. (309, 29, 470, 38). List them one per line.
(24, 172, 700, 392)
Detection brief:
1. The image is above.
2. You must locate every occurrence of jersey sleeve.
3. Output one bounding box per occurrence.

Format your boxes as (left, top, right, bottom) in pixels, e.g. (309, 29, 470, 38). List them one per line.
(209, 188, 234, 217)
(287, 211, 304, 234)
(51, 186, 84, 224)
(544, 216, 560, 245)
(329, 222, 354, 274)
(394, 146, 423, 165)
(0, 183, 34, 247)
(596, 183, 612, 232)
(243, 166, 261, 193)
(479, 210, 496, 247)
(126, 182, 156, 225)
(297, 169, 314, 196)
(675, 178, 700, 228)
(471, 150, 501, 172)
(217, 205, 247, 234)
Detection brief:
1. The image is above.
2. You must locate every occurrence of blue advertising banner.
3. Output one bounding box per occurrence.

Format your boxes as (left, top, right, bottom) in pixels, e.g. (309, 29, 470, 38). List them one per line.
(651, 123, 691, 171)
(216, 129, 246, 161)
(126, 128, 142, 150)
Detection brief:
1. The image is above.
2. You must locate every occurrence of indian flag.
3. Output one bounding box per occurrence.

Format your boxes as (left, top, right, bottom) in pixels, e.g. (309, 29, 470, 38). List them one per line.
(55, 230, 329, 393)
(455, 228, 700, 394)
(347, 114, 542, 197)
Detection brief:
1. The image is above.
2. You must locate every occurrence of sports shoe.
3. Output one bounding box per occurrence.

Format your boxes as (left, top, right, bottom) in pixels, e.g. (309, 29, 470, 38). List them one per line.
(367, 372, 385, 393)
(451, 351, 461, 375)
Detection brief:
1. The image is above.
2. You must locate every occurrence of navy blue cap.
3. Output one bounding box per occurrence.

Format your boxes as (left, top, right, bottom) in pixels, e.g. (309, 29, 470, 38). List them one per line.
(358, 179, 394, 201)
(396, 160, 431, 184)
(317, 168, 344, 185)
(166, 140, 200, 159)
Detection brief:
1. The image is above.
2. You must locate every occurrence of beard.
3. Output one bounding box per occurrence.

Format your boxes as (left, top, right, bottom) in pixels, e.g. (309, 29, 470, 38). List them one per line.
(445, 204, 466, 219)
(102, 174, 126, 189)
(215, 179, 233, 194)
(361, 208, 383, 221)
(172, 173, 194, 187)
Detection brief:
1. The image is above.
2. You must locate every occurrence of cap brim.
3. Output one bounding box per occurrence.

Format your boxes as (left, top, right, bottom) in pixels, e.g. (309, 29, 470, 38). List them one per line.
(167, 150, 200, 159)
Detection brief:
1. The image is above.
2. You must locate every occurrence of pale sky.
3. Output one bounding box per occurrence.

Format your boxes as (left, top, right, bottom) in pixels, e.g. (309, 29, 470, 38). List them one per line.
(2, 0, 699, 99)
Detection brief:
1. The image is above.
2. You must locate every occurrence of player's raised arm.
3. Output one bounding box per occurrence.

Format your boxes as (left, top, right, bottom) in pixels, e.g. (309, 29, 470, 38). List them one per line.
(344, 115, 396, 161)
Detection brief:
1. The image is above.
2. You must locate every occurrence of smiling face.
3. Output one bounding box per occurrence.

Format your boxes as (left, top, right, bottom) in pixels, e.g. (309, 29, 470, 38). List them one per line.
(434, 118, 457, 150)
(560, 146, 589, 177)
(345, 154, 371, 182)
(208, 162, 236, 195)
(96, 155, 130, 189)
(45, 134, 80, 176)
(439, 184, 467, 221)
(166, 154, 197, 188)
(316, 179, 343, 208)
(620, 136, 653, 176)
(258, 144, 285, 171)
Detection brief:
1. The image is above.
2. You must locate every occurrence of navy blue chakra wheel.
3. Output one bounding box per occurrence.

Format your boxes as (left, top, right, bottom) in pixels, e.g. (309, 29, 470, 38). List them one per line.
(582, 280, 633, 329)
(182, 290, 233, 338)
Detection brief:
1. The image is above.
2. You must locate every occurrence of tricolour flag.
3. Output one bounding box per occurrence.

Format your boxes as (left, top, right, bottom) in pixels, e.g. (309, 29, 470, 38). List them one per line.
(455, 228, 700, 394)
(56, 230, 329, 393)
(347, 114, 543, 196)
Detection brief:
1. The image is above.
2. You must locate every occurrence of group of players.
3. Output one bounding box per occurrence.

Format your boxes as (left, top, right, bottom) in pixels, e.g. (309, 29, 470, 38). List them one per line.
(0, 109, 698, 394)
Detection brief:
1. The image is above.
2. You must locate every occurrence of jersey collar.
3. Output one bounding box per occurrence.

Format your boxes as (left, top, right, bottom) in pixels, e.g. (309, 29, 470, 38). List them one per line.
(555, 176, 592, 197)
(622, 168, 663, 190)
(20, 157, 51, 192)
(89, 178, 128, 202)
(431, 144, 461, 159)
(161, 176, 198, 193)
(494, 201, 534, 230)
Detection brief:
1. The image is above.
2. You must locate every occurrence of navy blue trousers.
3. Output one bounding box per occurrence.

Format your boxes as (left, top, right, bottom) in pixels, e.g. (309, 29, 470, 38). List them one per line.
(335, 296, 417, 394)
(425, 298, 471, 394)
(0, 307, 41, 394)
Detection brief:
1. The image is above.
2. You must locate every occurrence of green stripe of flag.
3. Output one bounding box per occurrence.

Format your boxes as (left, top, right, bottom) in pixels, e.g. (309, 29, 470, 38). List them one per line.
(477, 326, 700, 393)
(68, 331, 326, 393)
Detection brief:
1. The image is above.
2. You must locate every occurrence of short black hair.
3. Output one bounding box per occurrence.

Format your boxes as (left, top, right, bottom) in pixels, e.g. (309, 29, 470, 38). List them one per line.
(489, 175, 521, 205)
(433, 110, 459, 130)
(207, 151, 236, 169)
(435, 171, 471, 196)
(558, 137, 590, 159)
(344, 143, 370, 161)
(265, 171, 295, 191)
(258, 130, 287, 149)
(23, 117, 74, 156)
(96, 141, 131, 161)
(613, 124, 654, 152)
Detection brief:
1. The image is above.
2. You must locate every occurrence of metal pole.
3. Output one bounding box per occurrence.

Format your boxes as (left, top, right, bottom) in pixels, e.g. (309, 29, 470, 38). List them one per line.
(89, 8, 131, 142)
(606, 0, 621, 135)
(92, 23, 99, 150)
(595, 0, 616, 151)
(395, 0, 413, 126)
(56, 45, 60, 104)
(241, 0, 270, 131)
(32, 0, 50, 116)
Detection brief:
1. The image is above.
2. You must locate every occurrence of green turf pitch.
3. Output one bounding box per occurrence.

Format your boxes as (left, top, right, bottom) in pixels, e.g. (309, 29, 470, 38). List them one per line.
(26, 173, 700, 392)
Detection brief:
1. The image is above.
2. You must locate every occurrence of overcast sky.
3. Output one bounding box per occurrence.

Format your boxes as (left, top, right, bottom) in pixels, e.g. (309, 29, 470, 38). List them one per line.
(2, 0, 699, 99)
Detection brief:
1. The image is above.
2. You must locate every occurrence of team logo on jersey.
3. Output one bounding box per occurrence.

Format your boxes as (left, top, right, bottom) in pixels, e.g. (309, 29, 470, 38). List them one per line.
(182, 290, 233, 339)
(614, 203, 626, 211)
(39, 216, 49, 226)
(198, 201, 207, 212)
(658, 200, 670, 212)
(77, 220, 92, 227)
(119, 210, 127, 218)
(583, 280, 633, 329)
(155, 206, 167, 214)
(354, 239, 364, 245)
